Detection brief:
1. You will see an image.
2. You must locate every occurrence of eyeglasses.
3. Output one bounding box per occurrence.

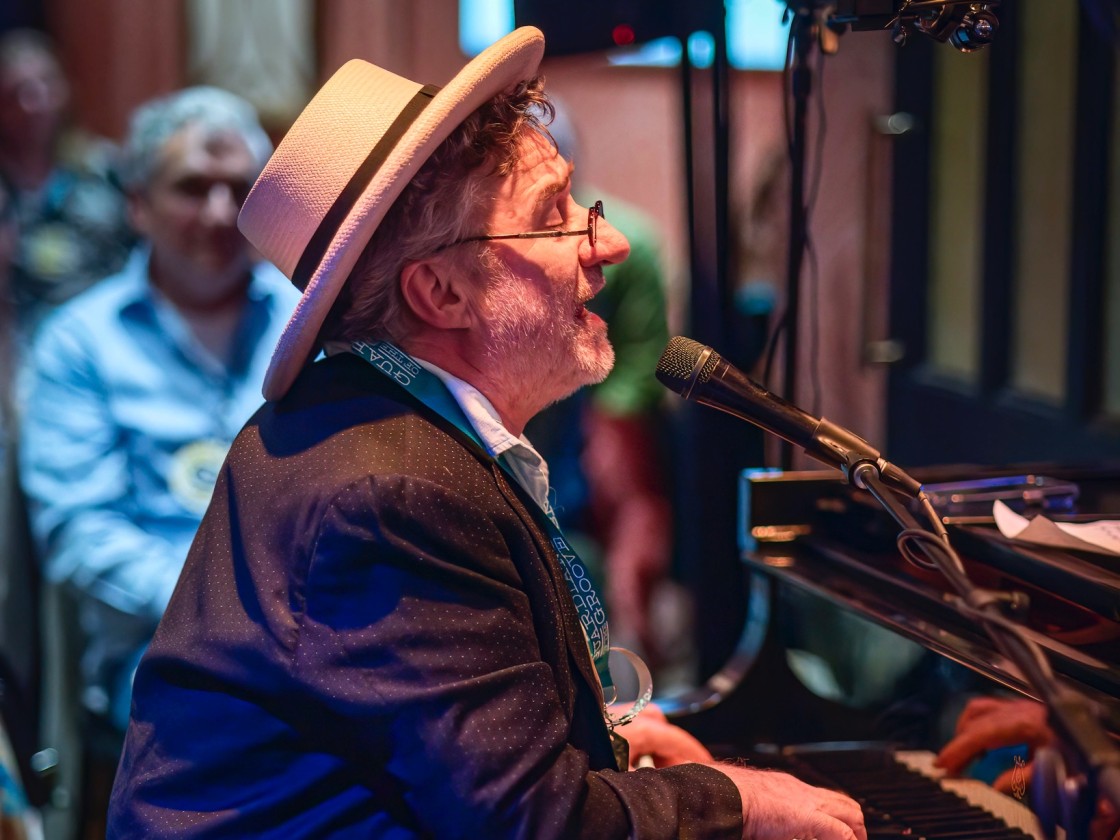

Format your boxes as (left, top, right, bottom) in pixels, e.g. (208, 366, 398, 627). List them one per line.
(445, 200, 604, 250)
(168, 175, 254, 207)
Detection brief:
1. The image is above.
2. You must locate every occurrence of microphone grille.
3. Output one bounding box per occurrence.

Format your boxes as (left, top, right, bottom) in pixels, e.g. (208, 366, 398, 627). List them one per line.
(656, 336, 721, 391)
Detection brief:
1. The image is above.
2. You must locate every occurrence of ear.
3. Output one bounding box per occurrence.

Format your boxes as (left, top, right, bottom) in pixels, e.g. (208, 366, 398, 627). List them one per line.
(126, 191, 152, 238)
(399, 258, 476, 330)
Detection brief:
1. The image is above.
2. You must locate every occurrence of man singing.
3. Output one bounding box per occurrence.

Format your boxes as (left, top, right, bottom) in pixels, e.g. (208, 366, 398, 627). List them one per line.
(108, 28, 866, 840)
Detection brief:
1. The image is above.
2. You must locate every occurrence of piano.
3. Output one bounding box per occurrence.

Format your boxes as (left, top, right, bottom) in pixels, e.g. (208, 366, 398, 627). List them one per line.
(662, 464, 1120, 839)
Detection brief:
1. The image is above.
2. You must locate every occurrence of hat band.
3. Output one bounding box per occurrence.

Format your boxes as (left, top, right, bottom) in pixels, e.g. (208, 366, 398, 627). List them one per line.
(291, 83, 441, 292)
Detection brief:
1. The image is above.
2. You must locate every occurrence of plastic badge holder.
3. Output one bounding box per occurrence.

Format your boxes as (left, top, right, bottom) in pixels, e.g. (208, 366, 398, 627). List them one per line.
(921, 474, 1079, 518)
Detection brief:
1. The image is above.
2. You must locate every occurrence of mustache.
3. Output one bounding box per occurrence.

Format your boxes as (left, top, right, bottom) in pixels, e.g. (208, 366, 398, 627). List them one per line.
(583, 266, 605, 293)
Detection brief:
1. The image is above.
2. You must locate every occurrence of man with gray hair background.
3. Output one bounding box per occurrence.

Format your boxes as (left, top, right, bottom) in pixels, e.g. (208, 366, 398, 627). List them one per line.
(18, 85, 297, 821)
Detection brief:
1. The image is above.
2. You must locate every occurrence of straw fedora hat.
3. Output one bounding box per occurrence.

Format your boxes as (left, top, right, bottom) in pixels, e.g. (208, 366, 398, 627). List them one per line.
(238, 27, 545, 401)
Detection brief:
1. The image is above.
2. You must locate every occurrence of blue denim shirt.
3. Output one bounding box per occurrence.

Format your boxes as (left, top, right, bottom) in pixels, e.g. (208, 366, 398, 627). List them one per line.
(19, 247, 299, 728)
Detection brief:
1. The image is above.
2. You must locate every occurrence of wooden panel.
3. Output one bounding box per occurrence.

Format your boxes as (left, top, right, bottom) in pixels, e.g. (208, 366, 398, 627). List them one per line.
(1010, 1, 1076, 402)
(927, 48, 988, 381)
(185, 0, 315, 135)
(317, 0, 460, 83)
(46, 0, 184, 141)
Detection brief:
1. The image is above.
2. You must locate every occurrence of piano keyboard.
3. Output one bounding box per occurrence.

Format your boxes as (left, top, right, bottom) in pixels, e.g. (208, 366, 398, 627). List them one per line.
(749, 745, 1053, 839)
(895, 751, 1055, 839)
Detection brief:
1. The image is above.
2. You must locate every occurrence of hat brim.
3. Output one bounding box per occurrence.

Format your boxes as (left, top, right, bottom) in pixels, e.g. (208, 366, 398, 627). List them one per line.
(242, 28, 545, 401)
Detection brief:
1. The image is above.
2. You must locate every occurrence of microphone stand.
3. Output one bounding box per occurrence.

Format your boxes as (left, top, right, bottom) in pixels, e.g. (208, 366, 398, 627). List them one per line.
(849, 461, 1120, 840)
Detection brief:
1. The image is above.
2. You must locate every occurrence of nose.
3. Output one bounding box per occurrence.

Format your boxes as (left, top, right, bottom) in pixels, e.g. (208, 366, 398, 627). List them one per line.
(583, 215, 630, 266)
(202, 183, 240, 225)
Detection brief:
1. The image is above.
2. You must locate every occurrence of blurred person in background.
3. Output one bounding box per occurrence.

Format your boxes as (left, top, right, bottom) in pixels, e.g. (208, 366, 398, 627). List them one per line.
(0, 169, 43, 840)
(0, 28, 133, 345)
(0, 145, 48, 825)
(0, 176, 15, 399)
(1, 36, 135, 725)
(17, 86, 298, 829)
(0, 160, 19, 660)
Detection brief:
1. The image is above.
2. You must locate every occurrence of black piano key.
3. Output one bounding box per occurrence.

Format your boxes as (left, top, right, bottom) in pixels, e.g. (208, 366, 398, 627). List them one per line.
(908, 816, 1016, 831)
(860, 791, 971, 807)
(869, 834, 1023, 840)
(911, 832, 1027, 839)
(909, 815, 1016, 831)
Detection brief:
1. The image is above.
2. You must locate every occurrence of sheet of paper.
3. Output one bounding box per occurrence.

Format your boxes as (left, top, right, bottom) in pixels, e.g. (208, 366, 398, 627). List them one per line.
(992, 500, 1120, 557)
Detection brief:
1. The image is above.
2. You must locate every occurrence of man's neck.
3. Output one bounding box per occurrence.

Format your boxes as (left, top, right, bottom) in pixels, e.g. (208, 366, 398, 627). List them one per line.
(177, 305, 245, 366)
(148, 258, 253, 365)
(148, 255, 253, 317)
(399, 334, 539, 437)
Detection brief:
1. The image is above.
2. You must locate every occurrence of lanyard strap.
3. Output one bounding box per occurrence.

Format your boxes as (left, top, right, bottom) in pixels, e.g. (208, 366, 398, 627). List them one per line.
(350, 340, 616, 697)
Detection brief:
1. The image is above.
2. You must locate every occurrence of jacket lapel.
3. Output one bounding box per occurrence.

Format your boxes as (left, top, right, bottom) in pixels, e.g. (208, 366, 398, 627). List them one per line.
(490, 465, 606, 711)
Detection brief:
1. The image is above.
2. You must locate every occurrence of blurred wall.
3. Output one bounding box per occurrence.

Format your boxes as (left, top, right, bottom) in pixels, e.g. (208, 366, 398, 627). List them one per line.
(47, 0, 185, 140)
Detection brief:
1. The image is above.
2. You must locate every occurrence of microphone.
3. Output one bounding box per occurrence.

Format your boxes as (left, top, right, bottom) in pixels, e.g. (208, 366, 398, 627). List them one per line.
(656, 336, 922, 498)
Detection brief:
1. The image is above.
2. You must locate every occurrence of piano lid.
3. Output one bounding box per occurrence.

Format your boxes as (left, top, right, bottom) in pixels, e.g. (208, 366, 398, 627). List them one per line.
(737, 464, 1120, 732)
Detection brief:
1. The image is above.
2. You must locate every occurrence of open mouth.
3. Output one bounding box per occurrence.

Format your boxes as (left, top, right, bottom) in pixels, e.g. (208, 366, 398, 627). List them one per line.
(576, 272, 603, 319)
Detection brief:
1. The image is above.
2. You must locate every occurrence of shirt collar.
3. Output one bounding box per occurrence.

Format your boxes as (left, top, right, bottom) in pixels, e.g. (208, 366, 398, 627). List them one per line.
(411, 357, 536, 461)
(409, 356, 554, 517)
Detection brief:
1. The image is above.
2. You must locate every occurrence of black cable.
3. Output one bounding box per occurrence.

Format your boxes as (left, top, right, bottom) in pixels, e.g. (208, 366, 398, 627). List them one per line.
(762, 308, 788, 389)
(805, 29, 828, 417)
(782, 11, 797, 152)
(807, 42, 829, 214)
(804, 240, 822, 416)
(776, 7, 829, 417)
(762, 11, 801, 397)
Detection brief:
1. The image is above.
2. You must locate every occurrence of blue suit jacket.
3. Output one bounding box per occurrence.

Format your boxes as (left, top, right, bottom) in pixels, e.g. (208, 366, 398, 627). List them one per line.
(107, 354, 740, 839)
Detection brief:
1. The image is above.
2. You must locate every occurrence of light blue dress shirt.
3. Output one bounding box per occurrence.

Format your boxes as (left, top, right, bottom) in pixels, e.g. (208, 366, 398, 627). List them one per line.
(19, 247, 298, 728)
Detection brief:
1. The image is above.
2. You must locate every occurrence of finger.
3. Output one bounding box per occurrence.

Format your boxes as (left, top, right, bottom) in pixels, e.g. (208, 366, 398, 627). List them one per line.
(992, 758, 1035, 798)
(620, 719, 713, 767)
(820, 793, 867, 840)
(936, 724, 1030, 774)
(935, 732, 992, 774)
(642, 703, 667, 722)
(791, 787, 867, 840)
(810, 786, 862, 812)
(942, 711, 1052, 774)
(809, 810, 867, 840)
(646, 726, 713, 766)
(955, 696, 1008, 727)
(952, 698, 1000, 733)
